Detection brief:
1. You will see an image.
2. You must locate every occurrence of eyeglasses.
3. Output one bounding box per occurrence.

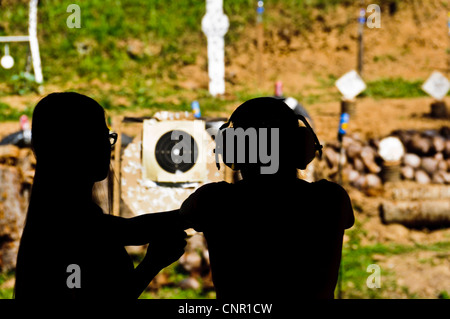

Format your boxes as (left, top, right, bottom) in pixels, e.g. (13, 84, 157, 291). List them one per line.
(109, 132, 118, 146)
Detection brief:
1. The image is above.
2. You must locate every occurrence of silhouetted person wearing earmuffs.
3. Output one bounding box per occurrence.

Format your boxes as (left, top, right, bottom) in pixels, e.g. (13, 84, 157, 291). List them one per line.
(180, 97, 354, 299)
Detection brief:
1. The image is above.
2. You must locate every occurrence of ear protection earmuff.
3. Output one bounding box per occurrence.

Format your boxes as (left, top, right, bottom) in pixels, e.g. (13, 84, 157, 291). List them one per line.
(214, 113, 323, 171)
(296, 114, 323, 169)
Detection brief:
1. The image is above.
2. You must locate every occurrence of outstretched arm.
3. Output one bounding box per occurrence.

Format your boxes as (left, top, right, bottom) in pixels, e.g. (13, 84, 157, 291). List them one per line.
(130, 229, 187, 299)
(101, 210, 187, 246)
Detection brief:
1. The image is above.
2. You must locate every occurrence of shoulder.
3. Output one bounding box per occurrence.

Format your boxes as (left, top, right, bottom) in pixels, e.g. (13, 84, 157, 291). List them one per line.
(312, 179, 349, 196)
(181, 181, 231, 211)
(313, 179, 354, 228)
(187, 181, 232, 202)
(195, 181, 232, 195)
(180, 182, 232, 230)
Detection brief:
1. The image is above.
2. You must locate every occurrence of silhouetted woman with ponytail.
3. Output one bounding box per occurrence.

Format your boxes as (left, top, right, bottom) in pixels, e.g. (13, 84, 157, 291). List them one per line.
(15, 92, 186, 299)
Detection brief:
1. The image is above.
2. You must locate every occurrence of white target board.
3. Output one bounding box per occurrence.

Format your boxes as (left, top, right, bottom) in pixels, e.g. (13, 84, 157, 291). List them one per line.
(422, 71, 450, 101)
(335, 70, 366, 100)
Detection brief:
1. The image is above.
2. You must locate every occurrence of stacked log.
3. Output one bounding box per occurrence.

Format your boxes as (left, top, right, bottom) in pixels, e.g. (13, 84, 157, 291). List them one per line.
(0, 145, 35, 271)
(320, 133, 383, 192)
(392, 127, 450, 184)
(380, 184, 450, 228)
(319, 127, 450, 191)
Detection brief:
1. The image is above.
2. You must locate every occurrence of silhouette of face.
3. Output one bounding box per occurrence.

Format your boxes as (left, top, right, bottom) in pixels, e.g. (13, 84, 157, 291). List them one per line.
(32, 92, 111, 184)
(82, 122, 111, 182)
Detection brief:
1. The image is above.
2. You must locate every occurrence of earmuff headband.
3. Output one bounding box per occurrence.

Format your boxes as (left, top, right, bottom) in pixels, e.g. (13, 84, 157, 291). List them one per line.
(215, 110, 323, 170)
(296, 114, 323, 160)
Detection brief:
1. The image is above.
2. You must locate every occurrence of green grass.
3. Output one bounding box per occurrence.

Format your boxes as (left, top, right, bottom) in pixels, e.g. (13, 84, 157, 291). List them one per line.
(0, 270, 15, 299)
(0, 102, 33, 122)
(129, 254, 215, 299)
(363, 78, 427, 99)
(0, 1, 379, 90)
(337, 217, 450, 299)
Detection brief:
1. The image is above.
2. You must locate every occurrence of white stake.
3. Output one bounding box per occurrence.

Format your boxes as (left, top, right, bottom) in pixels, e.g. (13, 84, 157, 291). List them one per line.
(29, 0, 43, 84)
(202, 0, 229, 96)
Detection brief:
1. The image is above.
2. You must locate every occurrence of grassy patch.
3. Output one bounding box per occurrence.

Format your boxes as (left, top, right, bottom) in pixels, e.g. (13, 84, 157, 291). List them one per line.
(363, 78, 427, 99)
(337, 218, 450, 299)
(0, 102, 33, 122)
(0, 270, 15, 299)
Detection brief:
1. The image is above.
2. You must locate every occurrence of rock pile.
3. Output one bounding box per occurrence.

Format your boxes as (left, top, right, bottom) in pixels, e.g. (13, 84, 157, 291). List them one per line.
(319, 127, 450, 191)
(392, 127, 450, 184)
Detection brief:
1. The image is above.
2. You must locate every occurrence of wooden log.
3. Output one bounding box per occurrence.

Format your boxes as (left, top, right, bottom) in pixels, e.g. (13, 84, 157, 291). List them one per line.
(324, 147, 340, 169)
(432, 171, 445, 184)
(432, 136, 445, 153)
(408, 134, 431, 155)
(353, 157, 365, 172)
(430, 101, 447, 119)
(434, 152, 444, 161)
(380, 200, 450, 227)
(415, 169, 430, 184)
(444, 140, 450, 158)
(442, 172, 450, 183)
(0, 145, 19, 162)
(385, 184, 450, 200)
(400, 165, 414, 180)
(353, 175, 366, 190)
(403, 153, 421, 168)
(421, 157, 438, 175)
(345, 168, 360, 184)
(392, 129, 416, 147)
(0, 165, 27, 271)
(360, 146, 381, 173)
(346, 142, 362, 159)
(440, 126, 450, 139)
(365, 173, 382, 189)
(381, 160, 401, 183)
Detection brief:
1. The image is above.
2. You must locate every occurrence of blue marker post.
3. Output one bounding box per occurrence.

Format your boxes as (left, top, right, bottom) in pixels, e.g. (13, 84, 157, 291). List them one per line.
(336, 110, 350, 299)
(338, 112, 349, 142)
(191, 100, 201, 118)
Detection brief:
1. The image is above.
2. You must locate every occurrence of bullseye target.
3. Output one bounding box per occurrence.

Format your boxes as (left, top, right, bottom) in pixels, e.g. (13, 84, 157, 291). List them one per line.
(142, 119, 207, 183)
(154, 130, 199, 174)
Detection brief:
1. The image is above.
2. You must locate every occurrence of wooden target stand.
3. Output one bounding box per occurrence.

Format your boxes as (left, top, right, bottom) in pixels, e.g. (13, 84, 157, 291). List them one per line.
(110, 114, 233, 217)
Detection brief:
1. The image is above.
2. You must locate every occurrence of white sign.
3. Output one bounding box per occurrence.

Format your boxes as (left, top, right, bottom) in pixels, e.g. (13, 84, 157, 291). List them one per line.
(202, 0, 229, 96)
(422, 71, 450, 101)
(335, 70, 367, 100)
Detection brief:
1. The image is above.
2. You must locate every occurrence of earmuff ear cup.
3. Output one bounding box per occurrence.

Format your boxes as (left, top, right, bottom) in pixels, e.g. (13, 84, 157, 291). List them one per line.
(296, 127, 316, 169)
(217, 126, 318, 171)
(215, 127, 241, 171)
